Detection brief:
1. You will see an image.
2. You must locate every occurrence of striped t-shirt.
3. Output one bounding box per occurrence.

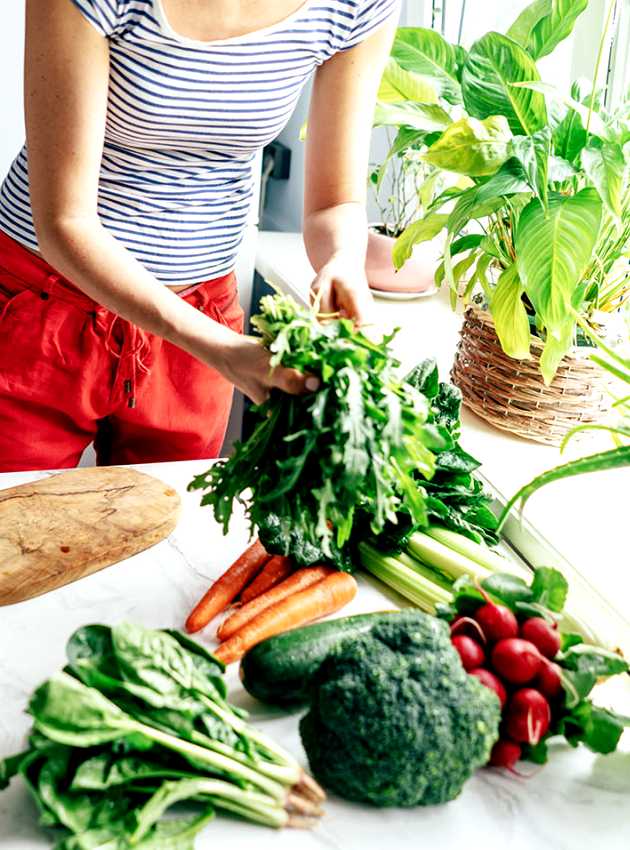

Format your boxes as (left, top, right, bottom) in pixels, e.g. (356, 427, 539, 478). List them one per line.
(0, 0, 399, 286)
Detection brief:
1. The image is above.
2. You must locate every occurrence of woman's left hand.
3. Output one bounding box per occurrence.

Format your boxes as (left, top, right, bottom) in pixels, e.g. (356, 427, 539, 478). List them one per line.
(310, 252, 374, 326)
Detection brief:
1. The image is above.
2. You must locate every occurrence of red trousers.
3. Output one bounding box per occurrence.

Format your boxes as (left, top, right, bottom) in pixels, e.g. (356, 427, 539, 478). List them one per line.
(0, 230, 244, 472)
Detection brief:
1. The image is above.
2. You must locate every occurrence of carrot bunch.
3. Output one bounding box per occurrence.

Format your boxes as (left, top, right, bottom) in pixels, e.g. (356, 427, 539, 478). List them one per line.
(185, 540, 357, 663)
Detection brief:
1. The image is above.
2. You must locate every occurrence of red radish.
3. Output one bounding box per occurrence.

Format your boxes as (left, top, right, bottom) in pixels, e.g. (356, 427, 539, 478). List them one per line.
(450, 616, 487, 644)
(489, 739, 522, 769)
(536, 660, 563, 700)
(491, 638, 542, 684)
(519, 618, 561, 659)
(451, 635, 485, 671)
(474, 602, 518, 644)
(506, 688, 551, 744)
(469, 667, 507, 708)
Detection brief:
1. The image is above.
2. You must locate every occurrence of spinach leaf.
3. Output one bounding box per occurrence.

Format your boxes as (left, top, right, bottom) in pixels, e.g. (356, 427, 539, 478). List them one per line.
(530, 567, 568, 612)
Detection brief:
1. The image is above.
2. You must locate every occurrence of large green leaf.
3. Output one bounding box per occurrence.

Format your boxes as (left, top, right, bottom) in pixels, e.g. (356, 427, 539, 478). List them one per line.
(378, 58, 439, 104)
(511, 80, 607, 138)
(392, 212, 449, 269)
(373, 101, 452, 132)
(540, 319, 575, 385)
(553, 105, 587, 163)
(515, 188, 602, 356)
(391, 27, 462, 104)
(581, 139, 626, 219)
(509, 0, 588, 60)
(491, 264, 532, 359)
(423, 115, 512, 177)
(509, 127, 551, 208)
(474, 159, 532, 203)
(461, 32, 547, 135)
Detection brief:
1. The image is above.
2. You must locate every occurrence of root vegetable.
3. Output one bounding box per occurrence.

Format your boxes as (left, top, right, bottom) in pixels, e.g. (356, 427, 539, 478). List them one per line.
(451, 635, 485, 671)
(240, 556, 293, 604)
(491, 638, 542, 684)
(474, 602, 518, 643)
(489, 739, 522, 769)
(469, 668, 507, 708)
(519, 618, 561, 659)
(506, 688, 551, 744)
(450, 616, 487, 645)
(536, 660, 563, 700)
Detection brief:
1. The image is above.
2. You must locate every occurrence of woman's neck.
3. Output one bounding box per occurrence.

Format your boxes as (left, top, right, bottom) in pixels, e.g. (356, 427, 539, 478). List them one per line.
(158, 0, 310, 41)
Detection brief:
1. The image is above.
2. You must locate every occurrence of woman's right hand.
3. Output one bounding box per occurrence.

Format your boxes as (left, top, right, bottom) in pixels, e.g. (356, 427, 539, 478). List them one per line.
(214, 333, 319, 405)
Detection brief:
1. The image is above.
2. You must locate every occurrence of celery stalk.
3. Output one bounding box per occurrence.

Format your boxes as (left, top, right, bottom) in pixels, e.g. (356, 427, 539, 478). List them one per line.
(396, 551, 453, 591)
(358, 542, 452, 612)
(407, 531, 491, 582)
(424, 525, 527, 577)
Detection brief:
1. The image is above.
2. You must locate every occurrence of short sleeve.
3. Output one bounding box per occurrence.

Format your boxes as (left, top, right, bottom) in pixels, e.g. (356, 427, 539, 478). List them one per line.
(69, 0, 120, 37)
(341, 0, 402, 50)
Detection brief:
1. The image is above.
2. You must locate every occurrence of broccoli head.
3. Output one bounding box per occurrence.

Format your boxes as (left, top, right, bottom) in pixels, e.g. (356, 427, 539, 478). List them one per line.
(299, 610, 500, 807)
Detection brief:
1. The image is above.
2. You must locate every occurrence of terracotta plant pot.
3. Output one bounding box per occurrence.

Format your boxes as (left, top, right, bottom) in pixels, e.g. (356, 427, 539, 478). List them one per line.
(366, 226, 440, 294)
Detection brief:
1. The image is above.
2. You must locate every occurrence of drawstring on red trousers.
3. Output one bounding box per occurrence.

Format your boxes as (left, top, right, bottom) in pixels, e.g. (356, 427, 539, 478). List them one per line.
(102, 314, 151, 408)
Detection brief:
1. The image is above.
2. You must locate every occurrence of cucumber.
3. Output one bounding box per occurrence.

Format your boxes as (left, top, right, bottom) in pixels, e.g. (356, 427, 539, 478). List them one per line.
(239, 611, 400, 707)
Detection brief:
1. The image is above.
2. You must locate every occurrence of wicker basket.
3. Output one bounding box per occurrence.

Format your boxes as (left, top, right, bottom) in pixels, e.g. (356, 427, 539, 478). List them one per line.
(451, 307, 615, 446)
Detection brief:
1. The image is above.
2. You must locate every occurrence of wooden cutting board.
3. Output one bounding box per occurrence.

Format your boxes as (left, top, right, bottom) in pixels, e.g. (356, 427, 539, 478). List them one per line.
(0, 466, 181, 605)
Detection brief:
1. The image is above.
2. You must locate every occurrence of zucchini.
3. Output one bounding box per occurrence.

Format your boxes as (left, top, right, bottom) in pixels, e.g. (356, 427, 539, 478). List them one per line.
(239, 611, 399, 707)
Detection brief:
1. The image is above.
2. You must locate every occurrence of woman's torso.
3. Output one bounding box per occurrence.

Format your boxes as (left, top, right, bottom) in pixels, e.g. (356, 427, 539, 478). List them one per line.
(0, 0, 395, 288)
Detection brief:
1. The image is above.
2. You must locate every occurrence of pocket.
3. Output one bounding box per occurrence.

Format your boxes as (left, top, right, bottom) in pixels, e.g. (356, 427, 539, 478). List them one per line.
(200, 285, 245, 334)
(0, 274, 32, 325)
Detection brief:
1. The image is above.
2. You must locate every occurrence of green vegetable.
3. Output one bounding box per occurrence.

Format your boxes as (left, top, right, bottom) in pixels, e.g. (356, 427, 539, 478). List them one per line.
(299, 610, 500, 806)
(189, 293, 440, 569)
(0, 623, 325, 847)
(239, 612, 402, 707)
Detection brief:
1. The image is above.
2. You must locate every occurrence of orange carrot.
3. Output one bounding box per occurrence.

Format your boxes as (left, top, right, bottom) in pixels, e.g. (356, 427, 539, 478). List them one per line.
(240, 555, 293, 604)
(214, 571, 358, 664)
(217, 565, 334, 641)
(185, 539, 269, 634)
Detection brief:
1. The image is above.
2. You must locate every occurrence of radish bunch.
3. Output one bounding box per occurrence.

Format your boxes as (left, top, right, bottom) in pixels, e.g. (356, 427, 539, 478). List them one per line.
(450, 602, 563, 769)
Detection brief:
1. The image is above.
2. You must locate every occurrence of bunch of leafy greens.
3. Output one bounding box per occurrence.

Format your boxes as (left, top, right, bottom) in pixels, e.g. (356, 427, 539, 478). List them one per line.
(189, 293, 443, 570)
(300, 609, 500, 806)
(438, 567, 630, 762)
(0, 623, 322, 848)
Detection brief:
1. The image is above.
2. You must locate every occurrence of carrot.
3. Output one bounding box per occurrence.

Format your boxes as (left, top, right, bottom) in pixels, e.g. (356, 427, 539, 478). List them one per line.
(214, 571, 358, 664)
(185, 539, 269, 634)
(240, 555, 293, 604)
(217, 565, 334, 641)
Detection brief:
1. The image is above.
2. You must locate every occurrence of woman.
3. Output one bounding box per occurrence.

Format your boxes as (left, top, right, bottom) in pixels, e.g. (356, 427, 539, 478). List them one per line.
(0, 0, 399, 471)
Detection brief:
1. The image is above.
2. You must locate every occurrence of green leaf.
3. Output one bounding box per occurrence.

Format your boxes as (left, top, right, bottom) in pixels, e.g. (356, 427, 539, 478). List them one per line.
(560, 669, 598, 707)
(474, 159, 532, 204)
(509, 127, 551, 208)
(405, 359, 439, 399)
(562, 702, 628, 754)
(391, 27, 462, 104)
(449, 234, 484, 255)
(490, 264, 532, 360)
(373, 101, 452, 132)
(561, 632, 584, 651)
(507, 0, 550, 48)
(423, 115, 512, 177)
(581, 139, 626, 219)
(515, 189, 602, 344)
(540, 320, 574, 385)
(548, 155, 577, 182)
(378, 58, 439, 103)
(553, 106, 587, 163)
(530, 567, 568, 612)
(393, 212, 448, 269)
(481, 573, 535, 608)
(561, 645, 629, 677)
(515, 0, 589, 60)
(511, 80, 607, 138)
(461, 32, 547, 135)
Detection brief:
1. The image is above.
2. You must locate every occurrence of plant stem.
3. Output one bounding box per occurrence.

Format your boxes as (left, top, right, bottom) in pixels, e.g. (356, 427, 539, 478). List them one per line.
(587, 0, 617, 132)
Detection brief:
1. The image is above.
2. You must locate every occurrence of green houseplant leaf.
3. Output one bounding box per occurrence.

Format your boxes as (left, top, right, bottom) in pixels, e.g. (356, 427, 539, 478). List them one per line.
(509, 127, 552, 208)
(423, 115, 512, 177)
(378, 58, 439, 104)
(461, 32, 547, 135)
(490, 264, 532, 360)
(508, 0, 589, 60)
(373, 101, 452, 132)
(581, 139, 626, 219)
(391, 27, 462, 104)
(392, 212, 448, 269)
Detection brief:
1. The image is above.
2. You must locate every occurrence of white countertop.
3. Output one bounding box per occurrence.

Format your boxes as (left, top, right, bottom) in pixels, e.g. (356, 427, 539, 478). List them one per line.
(255, 231, 630, 643)
(1, 461, 630, 850)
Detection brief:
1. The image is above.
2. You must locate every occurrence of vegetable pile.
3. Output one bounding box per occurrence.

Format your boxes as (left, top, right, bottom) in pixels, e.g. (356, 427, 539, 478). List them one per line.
(0, 623, 324, 848)
(299, 610, 501, 806)
(189, 293, 442, 570)
(441, 569, 630, 766)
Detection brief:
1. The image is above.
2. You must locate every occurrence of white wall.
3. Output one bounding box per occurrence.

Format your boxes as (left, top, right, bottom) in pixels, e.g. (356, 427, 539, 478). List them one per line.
(0, 1, 24, 175)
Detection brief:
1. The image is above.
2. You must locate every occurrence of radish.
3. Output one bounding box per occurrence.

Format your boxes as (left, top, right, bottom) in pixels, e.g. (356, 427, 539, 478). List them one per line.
(505, 688, 551, 744)
(519, 617, 561, 659)
(451, 635, 485, 671)
(450, 616, 487, 644)
(474, 602, 518, 643)
(489, 739, 521, 769)
(469, 667, 507, 708)
(491, 638, 542, 684)
(536, 660, 563, 700)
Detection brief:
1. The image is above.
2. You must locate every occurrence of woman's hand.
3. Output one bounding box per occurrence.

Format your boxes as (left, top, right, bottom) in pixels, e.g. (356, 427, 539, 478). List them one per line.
(310, 251, 374, 325)
(215, 333, 319, 405)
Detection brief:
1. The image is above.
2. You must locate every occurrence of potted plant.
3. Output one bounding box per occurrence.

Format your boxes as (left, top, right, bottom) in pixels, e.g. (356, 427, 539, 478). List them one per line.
(389, 0, 630, 443)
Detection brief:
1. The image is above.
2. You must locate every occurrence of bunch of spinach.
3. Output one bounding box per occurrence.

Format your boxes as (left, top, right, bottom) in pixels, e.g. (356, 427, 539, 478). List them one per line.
(0, 623, 323, 848)
(438, 568, 630, 762)
(189, 293, 443, 570)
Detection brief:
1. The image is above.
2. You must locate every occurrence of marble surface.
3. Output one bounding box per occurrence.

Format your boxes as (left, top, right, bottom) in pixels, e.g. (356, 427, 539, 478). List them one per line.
(1, 461, 630, 850)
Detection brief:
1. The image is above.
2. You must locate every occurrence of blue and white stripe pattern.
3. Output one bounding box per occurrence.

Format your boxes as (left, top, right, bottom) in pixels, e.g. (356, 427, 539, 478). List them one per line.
(0, 0, 399, 286)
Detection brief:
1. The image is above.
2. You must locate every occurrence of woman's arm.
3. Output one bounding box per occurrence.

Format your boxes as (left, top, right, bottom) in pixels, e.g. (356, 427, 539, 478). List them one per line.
(23, 0, 310, 405)
(304, 15, 398, 324)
